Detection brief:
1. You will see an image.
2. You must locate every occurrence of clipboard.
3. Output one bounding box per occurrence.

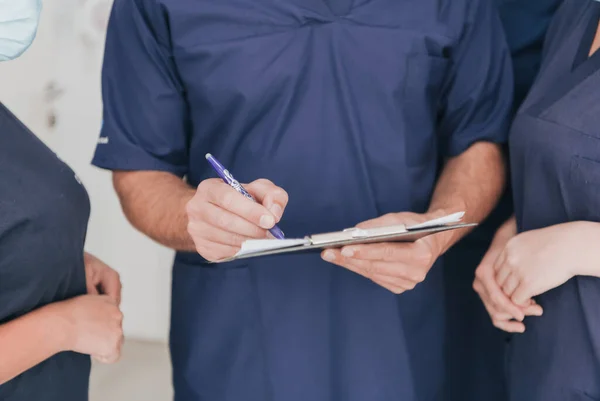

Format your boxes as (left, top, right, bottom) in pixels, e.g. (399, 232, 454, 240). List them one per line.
(215, 212, 476, 263)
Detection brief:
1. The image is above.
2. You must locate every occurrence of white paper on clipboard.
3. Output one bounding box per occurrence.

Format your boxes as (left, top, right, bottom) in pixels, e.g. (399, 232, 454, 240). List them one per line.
(230, 211, 468, 259)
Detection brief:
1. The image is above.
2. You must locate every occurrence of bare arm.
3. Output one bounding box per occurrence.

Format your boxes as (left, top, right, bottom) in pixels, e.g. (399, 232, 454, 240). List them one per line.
(321, 141, 506, 294)
(112, 171, 196, 251)
(0, 305, 66, 385)
(427, 141, 506, 255)
(0, 293, 124, 385)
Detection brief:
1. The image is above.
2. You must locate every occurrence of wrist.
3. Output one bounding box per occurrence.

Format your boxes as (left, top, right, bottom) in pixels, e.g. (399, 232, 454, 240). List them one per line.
(570, 221, 600, 277)
(424, 207, 466, 256)
(41, 301, 76, 353)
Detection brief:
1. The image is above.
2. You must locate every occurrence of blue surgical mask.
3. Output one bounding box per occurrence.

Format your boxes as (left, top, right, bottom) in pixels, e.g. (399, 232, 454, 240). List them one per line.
(0, 0, 42, 61)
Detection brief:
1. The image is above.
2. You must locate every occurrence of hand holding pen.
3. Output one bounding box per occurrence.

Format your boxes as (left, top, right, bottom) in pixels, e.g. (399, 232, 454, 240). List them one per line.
(185, 153, 288, 262)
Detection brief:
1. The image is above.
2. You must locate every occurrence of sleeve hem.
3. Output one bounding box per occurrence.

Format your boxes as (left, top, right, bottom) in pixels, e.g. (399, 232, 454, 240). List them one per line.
(445, 136, 507, 158)
(91, 153, 187, 177)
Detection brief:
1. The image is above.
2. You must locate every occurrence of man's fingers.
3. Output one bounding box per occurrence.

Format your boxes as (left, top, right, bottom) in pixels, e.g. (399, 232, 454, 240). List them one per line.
(355, 214, 402, 229)
(322, 250, 370, 276)
(188, 219, 261, 247)
(322, 250, 381, 280)
(198, 181, 276, 230)
(194, 241, 240, 262)
(322, 250, 422, 290)
(194, 202, 270, 238)
(245, 179, 289, 221)
(370, 277, 407, 294)
(356, 213, 425, 230)
(321, 249, 414, 293)
(340, 243, 411, 263)
(371, 274, 416, 291)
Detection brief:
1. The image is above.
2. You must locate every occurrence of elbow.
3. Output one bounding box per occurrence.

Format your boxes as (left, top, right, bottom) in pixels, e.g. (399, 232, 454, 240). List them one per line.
(111, 171, 145, 232)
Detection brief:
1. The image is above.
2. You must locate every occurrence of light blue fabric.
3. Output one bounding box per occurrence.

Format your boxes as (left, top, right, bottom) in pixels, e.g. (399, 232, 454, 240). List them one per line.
(0, 0, 42, 61)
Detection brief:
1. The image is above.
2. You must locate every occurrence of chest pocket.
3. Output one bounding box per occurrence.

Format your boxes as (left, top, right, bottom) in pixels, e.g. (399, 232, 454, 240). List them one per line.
(403, 53, 449, 166)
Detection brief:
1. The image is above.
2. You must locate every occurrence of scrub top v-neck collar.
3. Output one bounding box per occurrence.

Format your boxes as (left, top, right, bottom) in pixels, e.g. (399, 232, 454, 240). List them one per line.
(572, 2, 600, 69)
(527, 2, 600, 116)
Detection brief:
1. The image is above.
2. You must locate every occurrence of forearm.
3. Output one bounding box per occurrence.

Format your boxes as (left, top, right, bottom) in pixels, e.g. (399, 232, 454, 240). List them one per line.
(428, 141, 506, 254)
(0, 305, 67, 385)
(569, 221, 600, 278)
(113, 171, 196, 251)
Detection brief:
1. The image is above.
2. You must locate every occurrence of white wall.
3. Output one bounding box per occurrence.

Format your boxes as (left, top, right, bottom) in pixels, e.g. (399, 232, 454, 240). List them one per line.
(0, 0, 173, 343)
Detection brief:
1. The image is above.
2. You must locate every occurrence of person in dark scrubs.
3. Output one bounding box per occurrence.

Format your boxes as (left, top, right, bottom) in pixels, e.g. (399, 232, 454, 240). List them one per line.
(474, 1, 600, 400)
(443, 1, 562, 400)
(0, 102, 125, 401)
(0, 20, 124, 397)
(93, 0, 514, 400)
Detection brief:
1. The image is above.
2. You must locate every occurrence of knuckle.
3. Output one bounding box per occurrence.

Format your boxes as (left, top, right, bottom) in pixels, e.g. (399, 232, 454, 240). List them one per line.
(492, 320, 503, 329)
(251, 227, 267, 239)
(383, 246, 396, 260)
(185, 199, 201, 217)
(409, 272, 426, 283)
(229, 232, 247, 246)
(368, 265, 380, 276)
(186, 221, 195, 234)
(273, 187, 289, 202)
(255, 178, 274, 186)
(491, 312, 505, 322)
(220, 192, 235, 210)
(215, 213, 231, 230)
(490, 294, 505, 308)
(203, 253, 219, 263)
(415, 249, 432, 266)
(506, 253, 519, 268)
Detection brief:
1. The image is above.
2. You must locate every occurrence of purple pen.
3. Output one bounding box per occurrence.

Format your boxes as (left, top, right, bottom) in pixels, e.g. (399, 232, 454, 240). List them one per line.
(205, 153, 285, 239)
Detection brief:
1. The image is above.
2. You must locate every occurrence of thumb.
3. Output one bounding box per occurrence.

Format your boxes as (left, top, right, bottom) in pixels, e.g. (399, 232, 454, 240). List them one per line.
(87, 280, 99, 295)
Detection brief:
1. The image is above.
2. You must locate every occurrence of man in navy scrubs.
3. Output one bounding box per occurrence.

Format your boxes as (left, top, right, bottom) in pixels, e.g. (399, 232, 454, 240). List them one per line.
(443, 1, 562, 400)
(93, 0, 513, 400)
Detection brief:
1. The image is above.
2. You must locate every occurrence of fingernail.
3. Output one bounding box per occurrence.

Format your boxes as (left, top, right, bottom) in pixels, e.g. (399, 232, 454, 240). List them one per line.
(532, 308, 543, 316)
(270, 204, 283, 220)
(259, 215, 275, 229)
(341, 247, 354, 257)
(322, 251, 335, 262)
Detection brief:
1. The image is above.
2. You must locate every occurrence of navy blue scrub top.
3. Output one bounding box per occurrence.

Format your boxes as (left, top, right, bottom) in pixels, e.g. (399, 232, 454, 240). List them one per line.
(508, 1, 600, 400)
(93, 0, 513, 400)
(495, 0, 564, 110)
(0, 104, 91, 401)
